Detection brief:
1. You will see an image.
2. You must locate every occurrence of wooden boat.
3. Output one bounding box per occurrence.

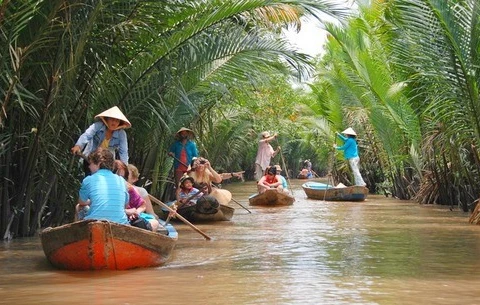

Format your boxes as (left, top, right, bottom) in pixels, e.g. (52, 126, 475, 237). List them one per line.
(40, 219, 177, 271)
(302, 181, 368, 201)
(248, 189, 295, 206)
(159, 203, 234, 222)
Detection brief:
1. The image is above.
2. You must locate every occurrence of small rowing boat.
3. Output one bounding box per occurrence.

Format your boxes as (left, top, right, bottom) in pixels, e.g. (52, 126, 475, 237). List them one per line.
(248, 189, 295, 206)
(302, 181, 368, 201)
(159, 202, 234, 222)
(40, 219, 177, 270)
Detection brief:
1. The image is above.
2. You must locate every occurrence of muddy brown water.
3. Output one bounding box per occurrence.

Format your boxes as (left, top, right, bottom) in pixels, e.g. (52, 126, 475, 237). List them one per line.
(1, 179, 480, 305)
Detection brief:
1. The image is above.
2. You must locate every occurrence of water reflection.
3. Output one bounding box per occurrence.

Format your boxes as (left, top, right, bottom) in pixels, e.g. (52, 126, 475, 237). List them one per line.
(1, 180, 480, 305)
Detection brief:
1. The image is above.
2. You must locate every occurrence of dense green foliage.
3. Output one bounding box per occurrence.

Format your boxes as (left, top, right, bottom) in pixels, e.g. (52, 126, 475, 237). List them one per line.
(310, 0, 480, 208)
(0, 0, 348, 238)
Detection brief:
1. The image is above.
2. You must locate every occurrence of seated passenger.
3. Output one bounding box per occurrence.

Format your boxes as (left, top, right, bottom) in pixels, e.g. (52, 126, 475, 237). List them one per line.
(114, 160, 160, 231)
(75, 148, 129, 224)
(257, 166, 283, 194)
(274, 164, 289, 193)
(127, 164, 159, 220)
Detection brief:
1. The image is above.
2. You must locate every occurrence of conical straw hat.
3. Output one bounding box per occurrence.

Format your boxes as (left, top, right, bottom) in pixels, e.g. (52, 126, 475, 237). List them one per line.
(341, 127, 357, 136)
(209, 188, 232, 205)
(176, 127, 194, 135)
(95, 106, 131, 129)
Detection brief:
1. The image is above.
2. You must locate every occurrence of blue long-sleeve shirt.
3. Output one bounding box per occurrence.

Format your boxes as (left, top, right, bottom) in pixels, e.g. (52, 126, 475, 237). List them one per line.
(169, 140, 198, 169)
(336, 133, 359, 160)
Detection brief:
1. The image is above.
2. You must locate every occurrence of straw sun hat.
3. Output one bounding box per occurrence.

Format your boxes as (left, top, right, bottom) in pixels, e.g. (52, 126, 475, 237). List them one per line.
(175, 127, 195, 138)
(176, 127, 194, 134)
(95, 106, 131, 129)
(341, 127, 357, 136)
(260, 131, 271, 138)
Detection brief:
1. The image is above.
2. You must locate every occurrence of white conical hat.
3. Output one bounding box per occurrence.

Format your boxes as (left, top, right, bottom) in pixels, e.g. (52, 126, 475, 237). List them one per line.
(95, 106, 131, 129)
(341, 127, 357, 136)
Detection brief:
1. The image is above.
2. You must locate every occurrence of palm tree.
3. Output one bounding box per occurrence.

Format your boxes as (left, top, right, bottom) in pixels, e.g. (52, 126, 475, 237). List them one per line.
(310, 2, 422, 196)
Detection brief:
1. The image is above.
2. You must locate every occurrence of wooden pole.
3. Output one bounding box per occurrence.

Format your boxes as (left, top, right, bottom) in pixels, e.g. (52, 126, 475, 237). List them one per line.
(149, 195, 212, 240)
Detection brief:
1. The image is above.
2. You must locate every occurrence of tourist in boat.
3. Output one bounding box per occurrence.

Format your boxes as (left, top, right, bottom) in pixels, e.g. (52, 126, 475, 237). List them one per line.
(168, 127, 199, 186)
(176, 176, 203, 207)
(74, 148, 129, 224)
(187, 157, 223, 194)
(114, 160, 160, 231)
(127, 164, 160, 220)
(257, 166, 284, 194)
(71, 106, 131, 175)
(274, 164, 289, 193)
(254, 131, 281, 181)
(170, 176, 205, 220)
(187, 157, 233, 206)
(334, 127, 367, 186)
(303, 159, 313, 178)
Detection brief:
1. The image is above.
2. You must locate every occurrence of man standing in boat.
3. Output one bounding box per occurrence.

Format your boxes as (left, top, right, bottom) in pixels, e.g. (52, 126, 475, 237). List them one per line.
(254, 131, 281, 181)
(334, 127, 367, 187)
(168, 127, 199, 186)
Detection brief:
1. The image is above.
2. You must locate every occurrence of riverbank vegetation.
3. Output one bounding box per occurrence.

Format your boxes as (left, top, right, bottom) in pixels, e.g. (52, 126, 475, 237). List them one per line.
(1, 0, 479, 238)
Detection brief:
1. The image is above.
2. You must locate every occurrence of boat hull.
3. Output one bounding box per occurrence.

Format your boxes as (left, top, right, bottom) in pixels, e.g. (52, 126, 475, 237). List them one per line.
(159, 203, 234, 222)
(302, 182, 368, 201)
(187, 204, 235, 222)
(40, 219, 177, 271)
(248, 189, 295, 206)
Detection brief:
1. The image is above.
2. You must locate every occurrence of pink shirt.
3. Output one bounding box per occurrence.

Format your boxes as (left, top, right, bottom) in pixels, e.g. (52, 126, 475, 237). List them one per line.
(127, 187, 145, 209)
(255, 139, 275, 170)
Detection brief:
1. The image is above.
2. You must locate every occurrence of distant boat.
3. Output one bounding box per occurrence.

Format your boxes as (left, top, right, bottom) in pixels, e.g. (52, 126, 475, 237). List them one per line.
(302, 182, 368, 201)
(248, 189, 295, 206)
(40, 219, 177, 270)
(159, 203, 234, 222)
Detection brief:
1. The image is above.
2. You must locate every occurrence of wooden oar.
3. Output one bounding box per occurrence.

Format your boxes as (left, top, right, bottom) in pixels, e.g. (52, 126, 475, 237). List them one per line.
(275, 139, 293, 192)
(75, 152, 88, 161)
(211, 184, 251, 213)
(230, 197, 252, 213)
(149, 194, 212, 240)
(324, 135, 337, 202)
(168, 154, 189, 168)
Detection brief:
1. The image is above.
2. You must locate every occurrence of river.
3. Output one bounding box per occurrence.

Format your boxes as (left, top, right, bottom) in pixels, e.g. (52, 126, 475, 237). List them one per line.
(1, 179, 480, 305)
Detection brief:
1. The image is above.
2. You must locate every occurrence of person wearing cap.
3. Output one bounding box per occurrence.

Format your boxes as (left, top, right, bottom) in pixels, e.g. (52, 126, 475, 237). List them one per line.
(176, 176, 203, 209)
(168, 127, 199, 185)
(254, 131, 281, 181)
(274, 164, 289, 193)
(71, 106, 131, 175)
(170, 175, 206, 221)
(334, 127, 367, 186)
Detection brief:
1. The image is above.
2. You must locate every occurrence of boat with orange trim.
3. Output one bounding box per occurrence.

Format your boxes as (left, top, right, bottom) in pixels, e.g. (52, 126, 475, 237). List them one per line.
(40, 219, 177, 270)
